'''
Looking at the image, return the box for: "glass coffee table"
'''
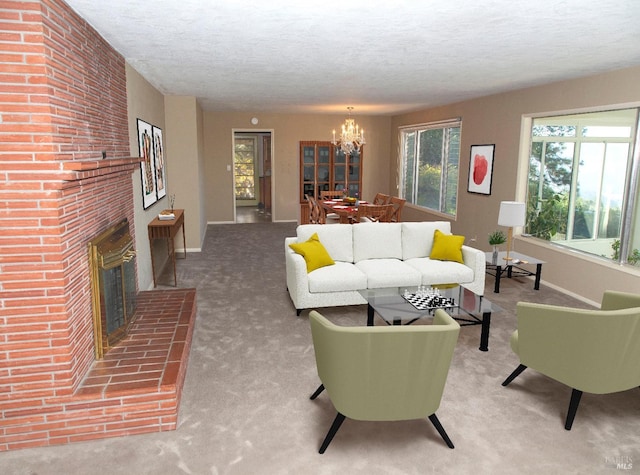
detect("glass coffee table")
[358,285,501,352]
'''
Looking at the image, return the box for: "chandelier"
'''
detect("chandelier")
[332,107,365,154]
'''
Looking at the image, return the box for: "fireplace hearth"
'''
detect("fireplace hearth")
[88,219,137,359]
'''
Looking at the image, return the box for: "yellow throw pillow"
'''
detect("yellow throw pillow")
[429,229,465,263]
[288,232,335,273]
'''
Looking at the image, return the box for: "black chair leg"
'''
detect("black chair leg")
[428,414,454,449]
[319,412,345,454]
[310,384,325,400]
[565,389,583,430]
[502,364,527,386]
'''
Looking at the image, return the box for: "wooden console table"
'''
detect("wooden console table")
[148,209,186,287]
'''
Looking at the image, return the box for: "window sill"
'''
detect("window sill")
[515,235,640,276]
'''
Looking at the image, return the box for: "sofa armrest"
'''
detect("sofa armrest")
[461,245,486,296]
[285,237,310,311]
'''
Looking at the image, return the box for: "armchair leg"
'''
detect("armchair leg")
[502,364,527,386]
[565,389,583,430]
[428,414,454,449]
[319,412,346,454]
[310,384,325,400]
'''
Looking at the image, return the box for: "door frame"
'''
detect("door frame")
[231,128,275,222]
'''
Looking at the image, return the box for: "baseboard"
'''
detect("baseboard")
[207,219,298,224]
[523,276,599,307]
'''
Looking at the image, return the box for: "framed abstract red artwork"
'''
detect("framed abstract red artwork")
[467,144,495,195]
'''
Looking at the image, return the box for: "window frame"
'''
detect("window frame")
[524,107,640,265]
[398,118,462,218]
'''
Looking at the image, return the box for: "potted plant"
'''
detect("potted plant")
[488,230,506,264]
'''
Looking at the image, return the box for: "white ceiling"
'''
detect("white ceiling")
[64,0,640,115]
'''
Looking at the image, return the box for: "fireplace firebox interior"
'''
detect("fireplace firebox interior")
[88,219,137,359]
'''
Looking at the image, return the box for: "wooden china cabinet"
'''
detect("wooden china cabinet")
[299,141,363,224]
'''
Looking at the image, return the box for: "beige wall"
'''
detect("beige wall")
[390,65,640,304]
[164,96,207,250]
[126,64,167,290]
[202,112,392,223]
[126,69,207,291]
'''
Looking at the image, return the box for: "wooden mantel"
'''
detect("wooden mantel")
[60,157,143,182]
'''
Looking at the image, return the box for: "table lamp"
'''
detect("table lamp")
[498,201,526,261]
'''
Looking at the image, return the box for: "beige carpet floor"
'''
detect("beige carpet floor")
[2,222,639,474]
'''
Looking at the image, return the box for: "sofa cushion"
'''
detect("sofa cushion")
[405,257,474,286]
[308,261,367,293]
[353,222,403,262]
[355,259,422,289]
[430,229,465,264]
[296,224,353,262]
[402,221,452,260]
[289,232,335,272]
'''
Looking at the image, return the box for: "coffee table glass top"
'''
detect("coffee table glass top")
[485,251,545,266]
[358,285,501,324]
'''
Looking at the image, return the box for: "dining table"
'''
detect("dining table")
[320,199,368,224]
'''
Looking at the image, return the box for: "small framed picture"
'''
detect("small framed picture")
[152,126,166,200]
[137,119,157,209]
[468,144,495,195]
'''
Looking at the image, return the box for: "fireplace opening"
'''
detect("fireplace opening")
[88,218,137,359]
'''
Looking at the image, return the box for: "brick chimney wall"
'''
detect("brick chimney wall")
[0,0,141,448]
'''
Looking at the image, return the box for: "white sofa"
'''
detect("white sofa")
[285,221,486,315]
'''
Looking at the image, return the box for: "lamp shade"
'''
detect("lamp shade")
[498,201,526,227]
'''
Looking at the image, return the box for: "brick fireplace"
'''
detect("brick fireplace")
[0,1,195,450]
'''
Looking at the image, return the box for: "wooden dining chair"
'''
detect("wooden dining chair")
[389,196,406,222]
[373,193,391,205]
[305,194,325,224]
[319,191,342,223]
[320,190,344,200]
[354,204,393,223]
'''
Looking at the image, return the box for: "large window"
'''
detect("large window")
[399,119,461,217]
[527,108,640,265]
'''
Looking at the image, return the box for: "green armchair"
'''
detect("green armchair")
[308,309,460,453]
[502,290,640,430]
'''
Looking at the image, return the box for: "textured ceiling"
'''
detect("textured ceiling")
[64,0,640,115]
